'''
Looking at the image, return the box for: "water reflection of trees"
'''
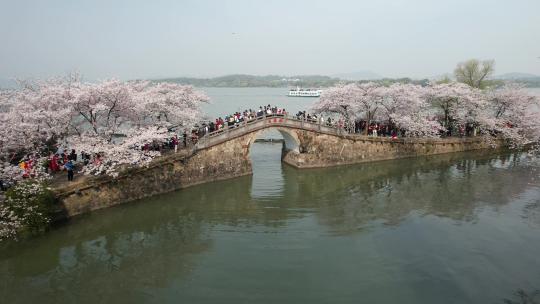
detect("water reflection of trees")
[520,157,540,228]
[0,173,292,303]
[283,151,539,234]
[502,289,540,304]
[0,198,212,303]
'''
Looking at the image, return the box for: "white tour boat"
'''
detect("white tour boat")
[287,87,322,97]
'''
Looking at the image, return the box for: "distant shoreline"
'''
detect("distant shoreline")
[153,75,430,88]
[2,75,540,89]
[153,74,540,88]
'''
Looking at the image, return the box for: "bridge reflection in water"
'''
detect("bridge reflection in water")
[250,132,285,200]
[1,150,539,303]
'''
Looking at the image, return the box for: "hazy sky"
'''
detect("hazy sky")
[1,0,539,80]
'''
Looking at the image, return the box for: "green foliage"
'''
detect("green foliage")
[436,76,453,84]
[502,289,540,304]
[1,181,56,239]
[454,59,495,89]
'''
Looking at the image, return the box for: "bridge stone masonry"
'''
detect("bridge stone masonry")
[54,114,501,218]
[197,114,498,168]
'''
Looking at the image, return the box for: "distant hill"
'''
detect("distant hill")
[493,72,539,80]
[492,73,540,87]
[155,74,432,88]
[424,72,540,88]
[155,74,341,88]
[331,71,383,80]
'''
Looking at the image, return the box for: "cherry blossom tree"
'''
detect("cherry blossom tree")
[0,75,209,179]
[380,83,443,137]
[0,78,76,160]
[311,84,358,122]
[313,81,539,142]
[65,126,170,177]
[131,81,208,130]
[355,82,385,134]
[487,83,540,147]
[424,82,487,135]
[314,82,442,136]
[312,82,385,134]
[70,79,133,140]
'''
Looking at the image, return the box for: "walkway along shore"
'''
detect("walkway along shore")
[52,114,505,220]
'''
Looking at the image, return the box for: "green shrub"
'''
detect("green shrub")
[0,181,56,240]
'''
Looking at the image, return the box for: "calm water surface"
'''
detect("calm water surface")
[1,88,540,303]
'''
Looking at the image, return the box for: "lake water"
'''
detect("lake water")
[201,87,317,119]
[1,88,540,303]
[528,87,540,96]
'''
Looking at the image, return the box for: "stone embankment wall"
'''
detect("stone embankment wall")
[55,132,253,218]
[281,131,499,168]
[54,127,500,219]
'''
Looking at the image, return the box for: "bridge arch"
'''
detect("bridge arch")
[275,128,300,153]
[248,126,300,154]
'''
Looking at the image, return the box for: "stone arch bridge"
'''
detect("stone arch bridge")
[193,113,491,169]
[56,114,496,218]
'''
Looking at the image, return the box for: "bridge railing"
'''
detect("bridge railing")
[204,114,334,136]
[195,113,349,149]
[193,113,486,151]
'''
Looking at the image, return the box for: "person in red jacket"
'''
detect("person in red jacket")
[50,154,60,172]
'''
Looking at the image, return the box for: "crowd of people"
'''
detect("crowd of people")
[172,104,289,144]
[11,149,101,184]
[177,104,405,142]
[293,111,401,138]
[355,121,399,138]
[204,105,288,133]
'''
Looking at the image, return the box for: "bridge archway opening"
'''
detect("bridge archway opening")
[248,127,300,159]
[276,129,300,153]
[248,128,298,200]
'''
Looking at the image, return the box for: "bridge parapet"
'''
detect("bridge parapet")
[196,114,344,150]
